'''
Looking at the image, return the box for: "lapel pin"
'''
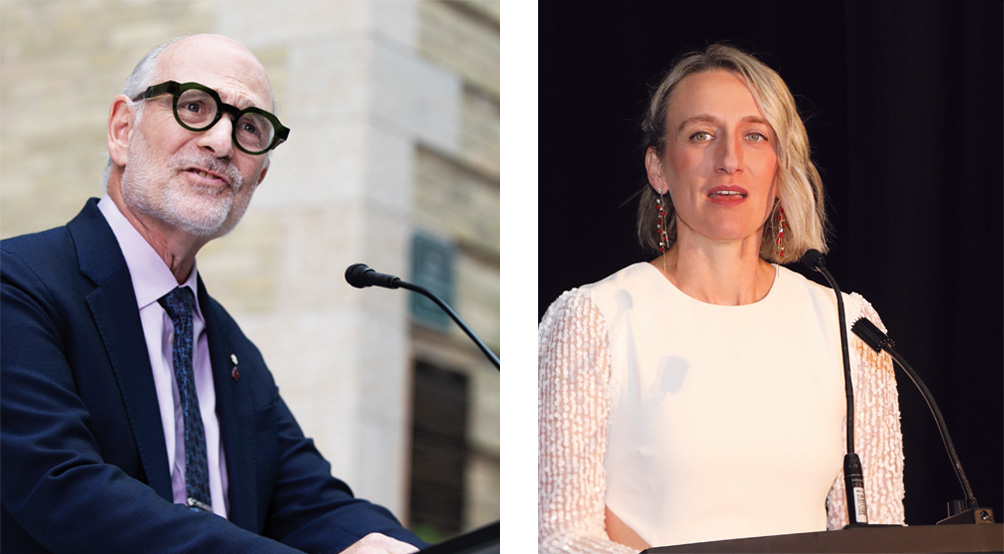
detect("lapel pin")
[231,354,240,381]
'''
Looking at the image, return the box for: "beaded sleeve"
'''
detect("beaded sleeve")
[825,294,907,528]
[538,289,640,554]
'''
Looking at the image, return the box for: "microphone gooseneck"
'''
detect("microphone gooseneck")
[801,249,869,527]
[851,318,987,522]
[343,263,500,370]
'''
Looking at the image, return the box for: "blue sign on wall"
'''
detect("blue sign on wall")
[409,232,455,329]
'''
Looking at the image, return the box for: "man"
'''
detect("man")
[1,35,424,554]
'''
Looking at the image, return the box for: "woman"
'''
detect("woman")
[538,44,905,553]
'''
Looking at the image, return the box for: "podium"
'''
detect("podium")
[644,523,1003,553]
[419,521,499,554]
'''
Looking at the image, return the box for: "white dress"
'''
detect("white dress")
[538,263,905,553]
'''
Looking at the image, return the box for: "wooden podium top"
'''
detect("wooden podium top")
[644,523,1004,553]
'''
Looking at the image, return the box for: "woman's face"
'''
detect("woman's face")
[646,70,778,249]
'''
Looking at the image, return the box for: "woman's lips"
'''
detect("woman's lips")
[707,185,748,205]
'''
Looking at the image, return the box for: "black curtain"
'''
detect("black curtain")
[538,0,1002,526]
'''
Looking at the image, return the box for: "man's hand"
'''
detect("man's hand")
[340,532,421,554]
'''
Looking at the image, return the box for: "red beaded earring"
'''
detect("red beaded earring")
[656,190,669,254]
[776,206,787,259]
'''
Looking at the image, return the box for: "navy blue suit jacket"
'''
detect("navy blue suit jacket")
[1,199,426,553]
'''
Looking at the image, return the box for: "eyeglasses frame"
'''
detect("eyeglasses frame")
[131,80,290,155]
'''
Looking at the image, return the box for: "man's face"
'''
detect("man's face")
[120,36,274,239]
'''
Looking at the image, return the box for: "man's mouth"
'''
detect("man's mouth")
[186,168,230,186]
[173,152,243,190]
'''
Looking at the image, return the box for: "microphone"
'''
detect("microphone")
[852,318,995,525]
[801,248,826,271]
[344,263,500,370]
[801,249,869,527]
[345,263,402,289]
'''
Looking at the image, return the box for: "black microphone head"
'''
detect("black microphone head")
[851,317,893,353]
[801,249,826,271]
[345,263,374,288]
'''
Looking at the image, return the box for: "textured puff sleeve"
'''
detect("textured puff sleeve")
[539,290,640,554]
[825,294,906,528]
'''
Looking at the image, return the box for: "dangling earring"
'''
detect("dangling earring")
[656,189,669,274]
[656,190,669,254]
[775,206,787,259]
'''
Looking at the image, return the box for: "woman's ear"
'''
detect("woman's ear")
[645,147,667,193]
[107,95,134,168]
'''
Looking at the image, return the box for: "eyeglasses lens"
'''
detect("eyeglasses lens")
[176,88,276,153]
[177,89,218,128]
[235,112,274,153]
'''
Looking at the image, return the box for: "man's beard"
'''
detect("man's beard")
[120,130,253,239]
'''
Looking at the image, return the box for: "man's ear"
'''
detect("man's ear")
[255,161,269,188]
[107,95,134,167]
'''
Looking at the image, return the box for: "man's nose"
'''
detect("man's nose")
[197,116,235,158]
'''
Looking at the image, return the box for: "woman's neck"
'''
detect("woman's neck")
[654,238,776,305]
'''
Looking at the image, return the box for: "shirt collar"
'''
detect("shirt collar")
[97,195,203,319]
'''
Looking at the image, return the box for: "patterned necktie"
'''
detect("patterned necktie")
[159,287,212,513]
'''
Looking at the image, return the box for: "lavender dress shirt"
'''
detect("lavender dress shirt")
[97,196,229,517]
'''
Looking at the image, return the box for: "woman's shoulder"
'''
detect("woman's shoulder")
[576,262,656,291]
[845,291,889,332]
[775,265,888,331]
[542,263,656,317]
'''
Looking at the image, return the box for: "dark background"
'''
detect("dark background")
[539,0,1002,528]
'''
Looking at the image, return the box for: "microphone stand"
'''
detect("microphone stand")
[397,279,500,371]
[852,318,995,525]
[802,250,870,527]
[345,263,500,371]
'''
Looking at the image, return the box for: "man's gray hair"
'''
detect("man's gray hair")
[102,37,182,188]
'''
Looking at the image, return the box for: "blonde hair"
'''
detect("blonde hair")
[637,44,827,262]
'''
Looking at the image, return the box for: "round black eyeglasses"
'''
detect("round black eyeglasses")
[132,81,290,155]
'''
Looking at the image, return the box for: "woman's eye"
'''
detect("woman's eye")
[689,131,713,142]
[746,132,769,142]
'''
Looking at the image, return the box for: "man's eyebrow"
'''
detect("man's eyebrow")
[677,114,771,131]
[226,95,259,111]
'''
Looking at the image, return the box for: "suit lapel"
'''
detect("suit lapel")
[68,200,262,528]
[69,199,173,502]
[200,282,258,531]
